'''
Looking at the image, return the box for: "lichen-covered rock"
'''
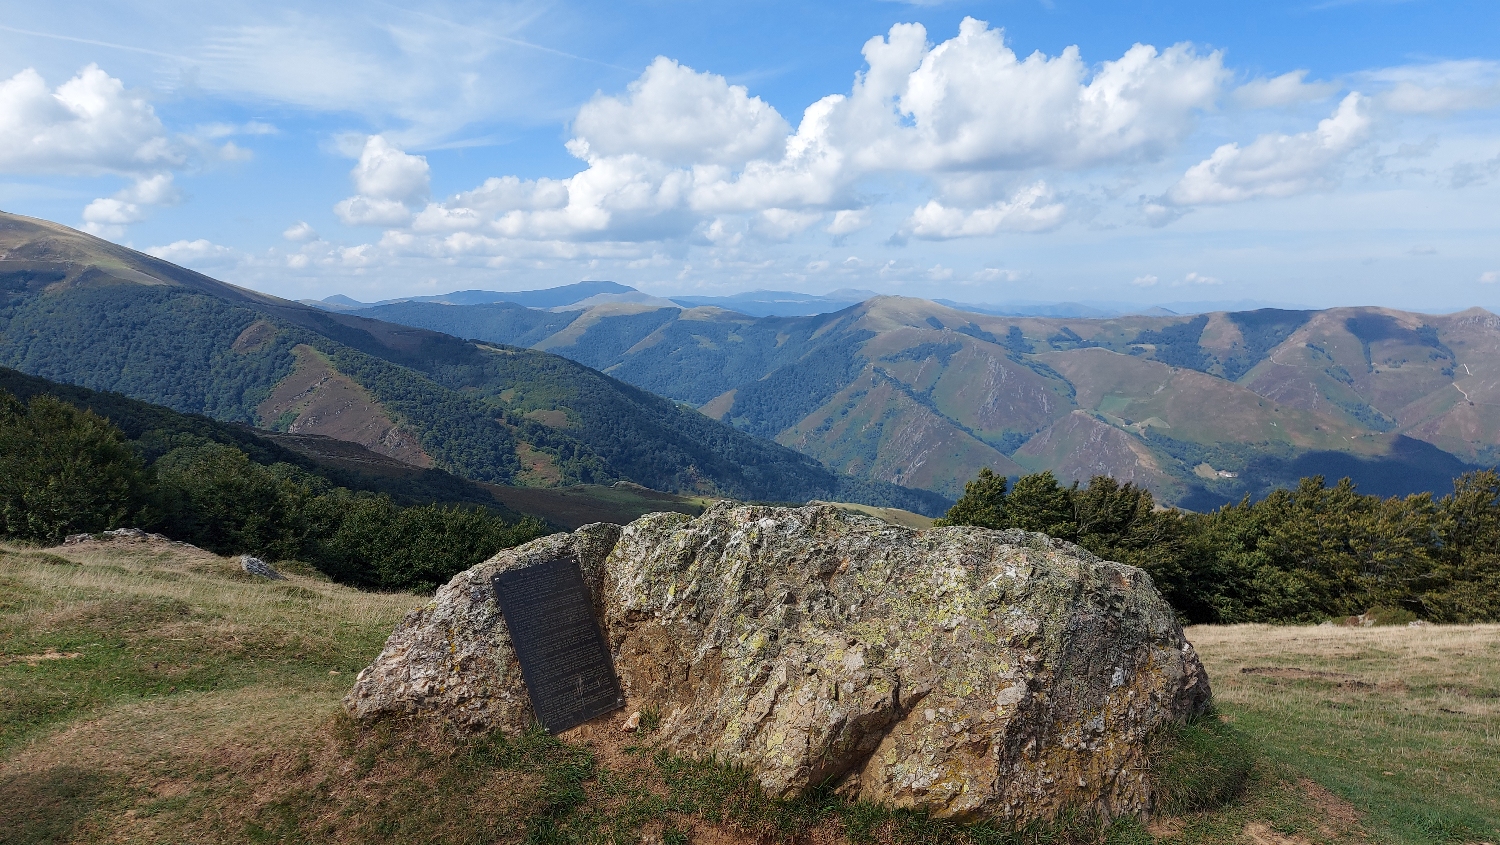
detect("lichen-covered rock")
[344,523,621,729]
[347,504,1209,823]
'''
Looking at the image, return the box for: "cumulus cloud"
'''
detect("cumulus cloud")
[81,172,182,238]
[1231,70,1340,108]
[1480,271,1498,284]
[572,57,790,166]
[389,18,1228,251]
[1165,93,1371,205]
[334,135,431,226]
[0,65,181,175]
[350,135,430,202]
[1132,274,1160,287]
[900,182,1067,239]
[878,20,1224,170]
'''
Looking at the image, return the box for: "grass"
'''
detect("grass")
[3,539,1498,844]
[1189,623,1500,844]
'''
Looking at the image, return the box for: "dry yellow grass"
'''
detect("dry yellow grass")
[1187,623,1500,844]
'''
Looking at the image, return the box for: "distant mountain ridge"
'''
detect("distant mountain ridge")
[304,280,635,311]
[342,289,1500,507]
[0,210,947,515]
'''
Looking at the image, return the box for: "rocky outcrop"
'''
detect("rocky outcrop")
[347,504,1210,822]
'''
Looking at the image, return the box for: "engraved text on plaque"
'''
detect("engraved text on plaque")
[493,556,623,733]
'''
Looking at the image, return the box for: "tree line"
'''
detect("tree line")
[0,390,546,592]
[937,467,1500,624]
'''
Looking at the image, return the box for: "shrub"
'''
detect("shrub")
[0,392,147,542]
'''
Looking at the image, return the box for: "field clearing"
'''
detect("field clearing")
[3,539,1498,844]
[1188,623,1500,844]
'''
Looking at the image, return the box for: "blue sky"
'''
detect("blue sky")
[1,0,1498,310]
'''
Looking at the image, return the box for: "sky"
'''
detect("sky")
[1,0,1498,310]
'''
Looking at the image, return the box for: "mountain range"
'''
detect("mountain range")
[0,211,945,516]
[342,286,1498,508]
[5,208,1496,514]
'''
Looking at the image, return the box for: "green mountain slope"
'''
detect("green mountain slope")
[352,288,1499,507]
[0,211,947,515]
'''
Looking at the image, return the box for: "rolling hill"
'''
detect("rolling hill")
[348,288,1500,506]
[0,211,947,515]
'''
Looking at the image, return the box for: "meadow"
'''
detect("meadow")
[2,538,1497,845]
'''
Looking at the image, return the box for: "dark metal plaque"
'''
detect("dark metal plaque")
[493,556,623,733]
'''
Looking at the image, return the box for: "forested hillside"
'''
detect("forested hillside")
[0,211,947,515]
[358,290,1500,506]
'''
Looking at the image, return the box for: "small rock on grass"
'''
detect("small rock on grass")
[240,555,286,580]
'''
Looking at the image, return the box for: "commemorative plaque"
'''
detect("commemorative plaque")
[493,556,623,733]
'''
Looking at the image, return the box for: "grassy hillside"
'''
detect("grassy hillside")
[5,539,1496,844]
[360,289,1500,507]
[0,211,946,515]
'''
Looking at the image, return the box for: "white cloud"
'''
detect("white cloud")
[851,20,1224,172]
[753,208,823,241]
[1166,93,1371,205]
[80,172,181,238]
[827,208,871,235]
[1480,271,1498,284]
[146,238,239,265]
[195,120,278,139]
[1231,70,1340,108]
[1369,60,1500,114]
[1183,271,1221,285]
[0,64,181,175]
[282,221,318,242]
[572,57,789,166]
[80,197,144,239]
[972,267,1021,282]
[350,135,430,203]
[334,135,431,226]
[1133,274,1160,287]
[417,17,1224,246]
[334,195,413,227]
[900,181,1067,239]
[118,172,180,205]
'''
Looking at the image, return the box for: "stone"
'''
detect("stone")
[344,524,622,730]
[622,710,642,732]
[346,504,1210,823]
[239,555,286,580]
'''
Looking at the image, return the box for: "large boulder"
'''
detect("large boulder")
[346,503,1210,822]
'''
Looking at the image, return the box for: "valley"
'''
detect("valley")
[0,211,945,518]
[341,284,1500,507]
[5,207,1499,514]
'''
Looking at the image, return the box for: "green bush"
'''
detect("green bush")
[0,392,148,542]
[942,467,1500,624]
[0,388,547,592]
